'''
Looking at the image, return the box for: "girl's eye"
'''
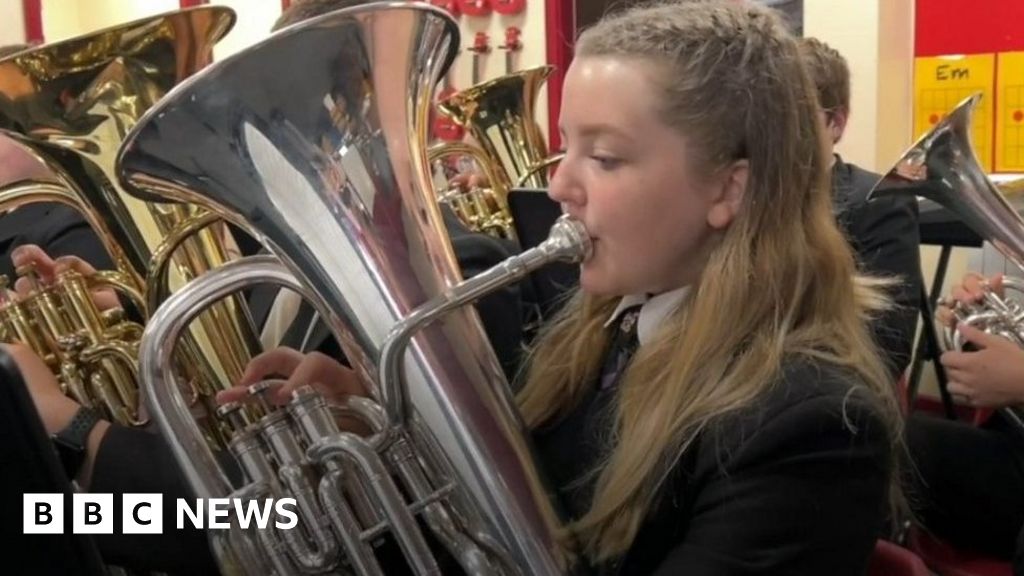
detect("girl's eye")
[591,156,622,170]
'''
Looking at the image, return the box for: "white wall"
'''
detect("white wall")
[0,0,26,47]
[208,0,280,60]
[450,5,549,142]
[804,0,915,172]
[41,0,177,43]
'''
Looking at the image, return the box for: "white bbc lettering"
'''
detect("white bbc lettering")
[73,494,113,534]
[23,494,63,534]
[275,499,298,529]
[24,494,299,534]
[234,499,273,529]
[123,494,163,534]
[177,498,203,529]
[207,498,232,529]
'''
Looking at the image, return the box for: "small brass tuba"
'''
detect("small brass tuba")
[871,92,1024,425]
[430,65,562,239]
[0,7,260,429]
[0,132,146,425]
[118,4,588,574]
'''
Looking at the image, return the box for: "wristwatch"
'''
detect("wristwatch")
[52,406,101,479]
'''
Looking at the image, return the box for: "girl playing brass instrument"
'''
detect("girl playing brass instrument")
[11,1,902,574]
[219,1,904,573]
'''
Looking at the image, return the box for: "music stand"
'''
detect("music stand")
[0,347,107,575]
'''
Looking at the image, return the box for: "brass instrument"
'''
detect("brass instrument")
[430,65,563,239]
[870,92,1024,424]
[117,4,589,574]
[0,7,262,428]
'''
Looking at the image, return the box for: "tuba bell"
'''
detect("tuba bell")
[117,3,588,575]
[429,65,562,239]
[0,7,263,430]
[870,92,1024,424]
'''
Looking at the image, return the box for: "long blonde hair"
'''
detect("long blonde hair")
[516,0,902,562]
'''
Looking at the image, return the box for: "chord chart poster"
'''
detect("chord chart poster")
[914,54,994,171]
[996,52,1024,172]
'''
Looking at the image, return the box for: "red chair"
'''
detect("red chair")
[908,528,1013,576]
[867,539,931,576]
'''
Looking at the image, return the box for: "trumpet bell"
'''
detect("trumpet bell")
[870,93,1024,272]
[438,65,554,189]
[0,6,235,275]
[0,7,260,432]
[871,92,1024,427]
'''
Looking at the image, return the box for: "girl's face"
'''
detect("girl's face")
[549,56,746,297]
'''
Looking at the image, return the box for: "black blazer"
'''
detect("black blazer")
[90,427,220,574]
[832,155,922,379]
[534,357,893,575]
[0,203,114,280]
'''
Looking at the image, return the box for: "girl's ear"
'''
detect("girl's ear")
[707,159,748,229]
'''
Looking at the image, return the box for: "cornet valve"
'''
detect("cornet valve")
[101,308,125,325]
[248,380,281,414]
[215,401,250,432]
[289,386,340,442]
[14,262,42,291]
[57,332,88,355]
[0,275,10,305]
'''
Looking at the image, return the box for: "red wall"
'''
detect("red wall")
[916,0,1024,56]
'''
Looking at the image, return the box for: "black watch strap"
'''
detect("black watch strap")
[52,407,101,478]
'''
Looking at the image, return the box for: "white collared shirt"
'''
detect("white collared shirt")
[604,286,690,346]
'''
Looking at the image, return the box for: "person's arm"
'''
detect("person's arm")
[4,343,110,489]
[935,272,1024,408]
[5,343,219,574]
[939,324,1024,408]
[649,387,892,575]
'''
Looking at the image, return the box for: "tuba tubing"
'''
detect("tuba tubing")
[137,215,589,575]
[379,214,590,429]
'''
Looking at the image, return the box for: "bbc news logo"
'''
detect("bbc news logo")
[24,494,298,534]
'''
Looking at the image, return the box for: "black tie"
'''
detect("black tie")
[598,304,642,391]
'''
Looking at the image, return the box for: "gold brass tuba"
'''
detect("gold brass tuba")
[430,65,562,239]
[117,4,589,574]
[0,7,262,428]
[870,92,1024,425]
[0,133,148,425]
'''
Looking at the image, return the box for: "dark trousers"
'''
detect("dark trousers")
[905,411,1024,560]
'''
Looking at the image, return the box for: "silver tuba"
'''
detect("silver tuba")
[116,3,589,575]
[870,93,1024,349]
[870,92,1024,423]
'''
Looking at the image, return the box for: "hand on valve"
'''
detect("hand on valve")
[935,272,1024,408]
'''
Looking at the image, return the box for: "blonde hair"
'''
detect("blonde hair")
[516,0,902,562]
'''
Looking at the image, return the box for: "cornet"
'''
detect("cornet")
[0,7,261,431]
[430,65,563,239]
[871,92,1024,424]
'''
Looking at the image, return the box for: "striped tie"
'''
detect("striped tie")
[598,305,642,391]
